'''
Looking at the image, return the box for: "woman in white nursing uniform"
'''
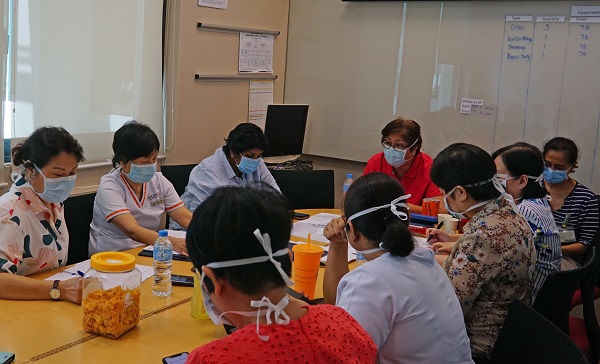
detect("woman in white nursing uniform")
[323,172,473,364]
[89,121,192,255]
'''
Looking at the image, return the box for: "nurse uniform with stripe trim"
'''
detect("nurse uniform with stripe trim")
[88,169,184,255]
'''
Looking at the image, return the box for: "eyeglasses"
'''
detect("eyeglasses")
[381,138,418,152]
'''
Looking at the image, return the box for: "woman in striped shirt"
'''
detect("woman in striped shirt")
[493,142,561,302]
[543,137,599,271]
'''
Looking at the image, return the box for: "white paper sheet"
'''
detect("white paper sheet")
[239,32,274,73]
[198,0,227,10]
[291,212,342,244]
[248,79,274,129]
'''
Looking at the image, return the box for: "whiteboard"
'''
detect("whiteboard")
[285,0,600,192]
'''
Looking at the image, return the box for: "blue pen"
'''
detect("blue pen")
[76,270,85,277]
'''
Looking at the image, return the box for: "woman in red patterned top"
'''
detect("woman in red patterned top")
[363,117,443,213]
[185,185,377,364]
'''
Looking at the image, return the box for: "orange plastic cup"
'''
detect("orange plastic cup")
[291,244,324,300]
[421,198,440,217]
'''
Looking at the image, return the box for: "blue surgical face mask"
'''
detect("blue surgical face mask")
[33,165,77,203]
[382,138,418,168]
[543,166,570,184]
[123,162,156,183]
[235,155,261,174]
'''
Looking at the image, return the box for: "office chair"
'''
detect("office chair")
[269,169,335,209]
[569,199,600,363]
[63,192,96,264]
[532,248,595,334]
[160,164,197,228]
[160,164,197,197]
[490,300,589,364]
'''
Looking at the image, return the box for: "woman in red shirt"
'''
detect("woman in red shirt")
[363,117,443,213]
[184,185,377,364]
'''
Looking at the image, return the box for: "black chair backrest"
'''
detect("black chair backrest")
[63,192,96,265]
[160,164,197,197]
[269,169,335,209]
[491,300,589,364]
[578,195,600,363]
[533,247,596,334]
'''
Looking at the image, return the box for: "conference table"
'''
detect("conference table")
[0,209,343,364]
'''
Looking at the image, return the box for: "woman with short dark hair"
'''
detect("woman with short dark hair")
[176,123,279,228]
[185,185,377,363]
[323,173,473,363]
[542,137,599,270]
[363,117,443,213]
[0,126,84,302]
[492,142,561,301]
[428,143,535,360]
[89,121,192,255]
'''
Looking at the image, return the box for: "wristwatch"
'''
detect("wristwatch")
[49,280,61,300]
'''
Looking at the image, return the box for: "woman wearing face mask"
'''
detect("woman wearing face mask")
[173,123,279,230]
[492,142,561,302]
[0,127,84,303]
[185,185,377,363]
[363,117,444,213]
[542,137,599,271]
[322,173,473,364]
[89,121,192,255]
[427,143,535,360]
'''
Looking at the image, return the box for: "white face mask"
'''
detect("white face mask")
[345,194,411,255]
[443,174,515,220]
[196,229,293,342]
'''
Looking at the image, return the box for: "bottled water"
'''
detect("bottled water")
[153,230,173,297]
[341,173,354,210]
[355,251,367,266]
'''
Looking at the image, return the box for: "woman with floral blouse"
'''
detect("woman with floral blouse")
[0,127,84,303]
[427,143,536,361]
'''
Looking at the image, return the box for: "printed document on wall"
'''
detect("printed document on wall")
[249,79,273,129]
[239,32,274,73]
[198,0,227,10]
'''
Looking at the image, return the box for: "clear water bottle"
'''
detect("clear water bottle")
[341,173,354,210]
[153,230,173,297]
[355,251,367,266]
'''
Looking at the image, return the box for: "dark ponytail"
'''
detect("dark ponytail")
[345,173,414,257]
[381,218,415,257]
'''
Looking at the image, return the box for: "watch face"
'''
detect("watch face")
[49,288,60,300]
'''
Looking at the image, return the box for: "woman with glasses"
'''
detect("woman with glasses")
[427,143,535,360]
[89,121,192,255]
[363,117,443,213]
[0,126,85,303]
[542,137,599,271]
[492,142,561,302]
[174,123,280,229]
[184,185,377,363]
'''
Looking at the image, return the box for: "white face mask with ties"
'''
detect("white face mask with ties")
[345,194,411,255]
[443,174,517,220]
[195,229,293,342]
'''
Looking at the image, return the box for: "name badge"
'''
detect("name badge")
[151,198,165,207]
[558,229,576,243]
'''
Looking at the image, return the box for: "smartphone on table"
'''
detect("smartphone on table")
[162,352,188,364]
[0,352,15,364]
[171,274,194,287]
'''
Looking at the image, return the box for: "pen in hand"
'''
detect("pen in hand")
[427,221,445,242]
